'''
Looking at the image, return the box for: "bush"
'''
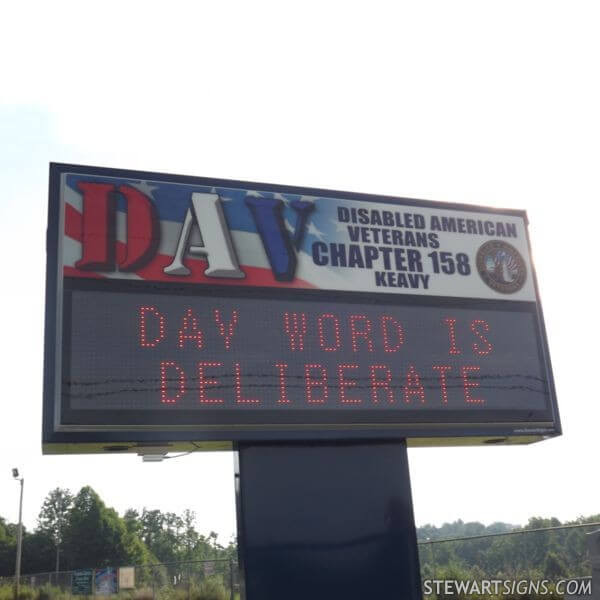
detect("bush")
[0,585,14,600]
[195,577,227,600]
[130,587,154,600]
[0,585,35,600]
[37,584,71,600]
[0,585,41,600]
[0,584,75,600]
[154,587,187,600]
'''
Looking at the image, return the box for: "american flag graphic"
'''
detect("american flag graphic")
[61,173,348,290]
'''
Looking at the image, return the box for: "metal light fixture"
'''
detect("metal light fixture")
[12,468,24,600]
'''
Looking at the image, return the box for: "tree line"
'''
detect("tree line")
[417,515,600,582]
[0,487,235,576]
[1,486,597,582]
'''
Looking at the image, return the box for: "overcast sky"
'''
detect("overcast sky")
[1,1,598,544]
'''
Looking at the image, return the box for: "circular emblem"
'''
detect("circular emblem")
[476,240,527,294]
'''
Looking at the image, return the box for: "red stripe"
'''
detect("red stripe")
[65,204,83,241]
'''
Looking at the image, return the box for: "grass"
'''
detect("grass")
[0,578,235,600]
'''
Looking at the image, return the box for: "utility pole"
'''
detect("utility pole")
[12,469,24,600]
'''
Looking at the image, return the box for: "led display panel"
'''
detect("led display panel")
[43,164,560,452]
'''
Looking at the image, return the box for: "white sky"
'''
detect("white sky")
[1,1,599,543]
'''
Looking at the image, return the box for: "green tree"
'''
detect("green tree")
[0,517,16,577]
[181,510,199,561]
[544,550,567,579]
[63,486,151,569]
[37,487,73,572]
[21,529,55,574]
[0,522,53,577]
[123,509,142,536]
[139,509,183,563]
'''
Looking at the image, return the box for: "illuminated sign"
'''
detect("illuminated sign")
[43,164,560,452]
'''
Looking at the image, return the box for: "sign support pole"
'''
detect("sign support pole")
[234,439,422,600]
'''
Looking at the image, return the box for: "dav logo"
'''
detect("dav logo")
[71,181,315,282]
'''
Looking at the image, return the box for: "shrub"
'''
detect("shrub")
[0,585,36,600]
[195,577,227,600]
[0,585,14,600]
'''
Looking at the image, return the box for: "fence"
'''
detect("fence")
[0,559,240,600]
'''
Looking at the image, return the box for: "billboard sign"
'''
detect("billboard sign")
[43,163,560,452]
[71,569,93,595]
[94,568,118,596]
[118,567,135,590]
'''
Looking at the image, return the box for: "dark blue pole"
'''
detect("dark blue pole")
[235,440,422,600]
